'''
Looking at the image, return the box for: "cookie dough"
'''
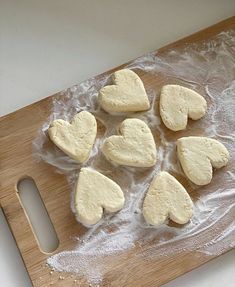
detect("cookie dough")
[48,111,97,163]
[177,137,230,185]
[160,85,207,131]
[143,172,193,226]
[75,168,125,226]
[98,69,150,113]
[102,118,157,167]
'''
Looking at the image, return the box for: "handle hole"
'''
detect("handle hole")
[17,177,59,254]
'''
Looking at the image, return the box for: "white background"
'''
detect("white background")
[0,1,235,286]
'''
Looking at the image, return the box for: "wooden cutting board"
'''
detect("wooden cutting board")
[0,17,234,287]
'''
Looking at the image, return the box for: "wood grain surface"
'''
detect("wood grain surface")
[0,16,234,287]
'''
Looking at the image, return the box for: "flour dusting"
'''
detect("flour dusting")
[34,30,235,285]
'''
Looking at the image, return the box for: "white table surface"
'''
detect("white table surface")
[0,1,235,286]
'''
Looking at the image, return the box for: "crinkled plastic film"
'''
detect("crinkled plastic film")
[33,30,235,284]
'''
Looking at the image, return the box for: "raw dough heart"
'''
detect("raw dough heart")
[160,85,207,131]
[143,172,193,226]
[102,118,157,167]
[177,137,230,185]
[48,111,97,163]
[98,69,150,113]
[75,168,125,226]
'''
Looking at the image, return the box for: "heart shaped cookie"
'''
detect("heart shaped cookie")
[177,137,230,185]
[102,118,157,167]
[143,172,193,226]
[48,111,97,163]
[160,85,207,131]
[98,69,150,113]
[75,168,125,226]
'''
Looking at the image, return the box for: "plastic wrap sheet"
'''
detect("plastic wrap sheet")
[33,30,235,284]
